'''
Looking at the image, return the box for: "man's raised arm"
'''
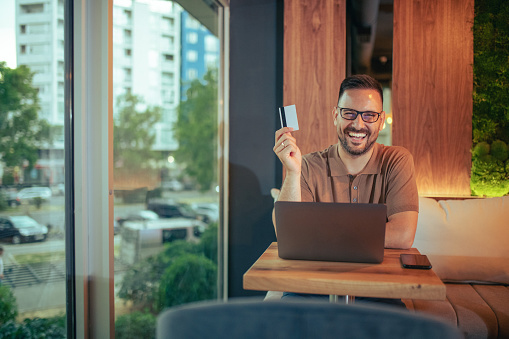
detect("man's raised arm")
[272,127,302,233]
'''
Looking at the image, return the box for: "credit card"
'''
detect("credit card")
[279,104,299,130]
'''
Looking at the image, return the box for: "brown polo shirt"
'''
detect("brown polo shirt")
[301,143,419,217]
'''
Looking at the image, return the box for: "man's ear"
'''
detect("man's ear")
[379,111,386,131]
[332,107,338,126]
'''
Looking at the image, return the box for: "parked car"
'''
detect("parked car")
[191,203,219,223]
[147,199,202,221]
[0,216,48,244]
[115,210,160,234]
[116,210,160,226]
[161,179,184,191]
[17,187,52,201]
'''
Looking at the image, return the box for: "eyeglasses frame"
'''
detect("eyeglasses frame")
[336,107,383,123]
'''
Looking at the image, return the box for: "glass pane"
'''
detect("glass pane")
[112,1,220,337]
[0,0,67,336]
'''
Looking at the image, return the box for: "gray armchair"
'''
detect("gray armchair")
[157,298,463,339]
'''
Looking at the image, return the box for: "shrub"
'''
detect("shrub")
[491,140,508,162]
[471,141,509,196]
[0,285,18,325]
[472,142,490,158]
[115,311,156,339]
[0,191,8,211]
[157,253,216,310]
[0,315,66,339]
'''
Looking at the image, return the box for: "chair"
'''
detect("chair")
[157,298,463,339]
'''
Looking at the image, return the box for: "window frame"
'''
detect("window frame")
[69,0,229,337]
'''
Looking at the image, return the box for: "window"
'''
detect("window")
[161,16,174,31]
[112,1,224,338]
[125,49,131,57]
[186,16,200,29]
[187,68,198,79]
[1,0,67,335]
[205,35,218,53]
[20,3,44,14]
[187,50,198,62]
[187,32,198,44]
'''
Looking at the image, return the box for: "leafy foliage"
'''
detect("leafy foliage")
[157,253,217,310]
[471,140,509,196]
[471,0,509,196]
[0,316,66,339]
[0,285,18,325]
[472,0,509,144]
[173,69,218,192]
[115,311,156,339]
[0,62,52,169]
[117,223,218,312]
[113,93,162,170]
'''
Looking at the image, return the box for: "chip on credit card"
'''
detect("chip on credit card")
[279,105,299,131]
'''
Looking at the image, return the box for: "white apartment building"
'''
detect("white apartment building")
[16,0,65,146]
[15,0,65,185]
[113,0,181,152]
[15,0,181,170]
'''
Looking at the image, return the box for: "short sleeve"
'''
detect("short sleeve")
[385,149,419,216]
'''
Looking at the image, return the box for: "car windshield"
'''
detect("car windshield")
[10,216,39,228]
[138,210,159,220]
[178,203,196,216]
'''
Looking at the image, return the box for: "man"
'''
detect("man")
[273,74,419,302]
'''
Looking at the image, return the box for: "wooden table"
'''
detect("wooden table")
[243,242,446,302]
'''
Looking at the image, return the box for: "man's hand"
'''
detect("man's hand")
[274,127,302,176]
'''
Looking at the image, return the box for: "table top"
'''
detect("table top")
[243,242,446,300]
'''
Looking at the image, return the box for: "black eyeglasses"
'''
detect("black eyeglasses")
[336,107,382,123]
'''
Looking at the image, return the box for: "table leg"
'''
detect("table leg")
[345,295,355,304]
[329,295,356,304]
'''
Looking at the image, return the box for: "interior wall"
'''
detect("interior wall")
[283,0,347,156]
[228,0,283,298]
[392,0,474,196]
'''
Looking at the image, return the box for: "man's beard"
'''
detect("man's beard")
[338,127,377,156]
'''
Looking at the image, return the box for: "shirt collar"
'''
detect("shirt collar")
[328,143,381,176]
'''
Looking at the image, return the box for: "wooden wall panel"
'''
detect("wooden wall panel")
[284,0,346,156]
[393,0,474,196]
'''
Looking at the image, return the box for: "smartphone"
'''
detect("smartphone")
[400,254,432,269]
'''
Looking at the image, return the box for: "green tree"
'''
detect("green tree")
[174,69,218,192]
[113,93,162,169]
[0,62,52,169]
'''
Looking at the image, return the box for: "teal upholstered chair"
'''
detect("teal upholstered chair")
[157,298,463,339]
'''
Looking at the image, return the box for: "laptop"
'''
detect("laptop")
[274,201,387,263]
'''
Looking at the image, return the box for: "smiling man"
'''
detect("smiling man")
[273,74,419,250]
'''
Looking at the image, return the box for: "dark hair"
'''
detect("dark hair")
[337,74,383,105]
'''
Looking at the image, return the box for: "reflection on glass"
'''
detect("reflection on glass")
[113,1,220,337]
[0,0,67,336]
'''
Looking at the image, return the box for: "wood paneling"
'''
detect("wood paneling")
[393,0,474,196]
[284,0,346,156]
